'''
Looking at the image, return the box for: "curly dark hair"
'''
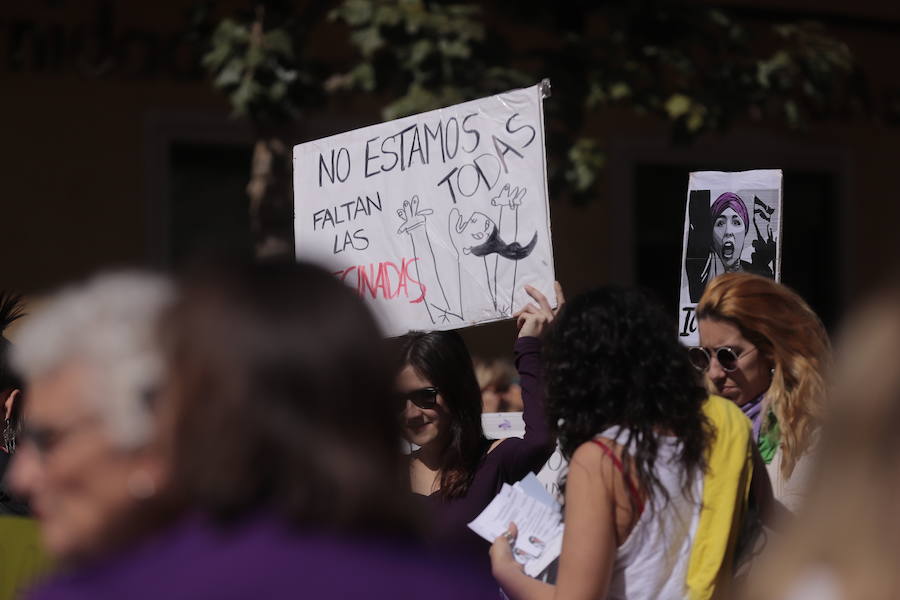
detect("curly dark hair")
[395,331,487,500]
[544,286,712,506]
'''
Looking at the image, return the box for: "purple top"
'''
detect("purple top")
[26,514,499,600]
[741,394,765,441]
[415,336,553,570]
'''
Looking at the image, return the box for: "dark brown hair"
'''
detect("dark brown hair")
[545,286,711,508]
[395,331,487,499]
[162,261,415,535]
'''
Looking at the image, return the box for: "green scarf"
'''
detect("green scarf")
[757,410,780,465]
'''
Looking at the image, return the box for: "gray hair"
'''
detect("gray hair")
[12,272,174,449]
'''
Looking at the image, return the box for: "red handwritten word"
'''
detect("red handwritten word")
[334,257,426,303]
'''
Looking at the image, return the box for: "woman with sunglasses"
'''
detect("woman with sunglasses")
[395,284,561,572]
[694,273,830,512]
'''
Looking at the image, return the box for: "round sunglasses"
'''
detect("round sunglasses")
[395,387,440,413]
[688,346,756,373]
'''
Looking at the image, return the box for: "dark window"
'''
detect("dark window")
[633,163,840,331]
[167,142,254,265]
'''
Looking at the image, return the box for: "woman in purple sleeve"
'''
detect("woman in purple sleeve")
[396,283,561,570]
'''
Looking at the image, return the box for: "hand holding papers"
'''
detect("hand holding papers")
[468,473,563,577]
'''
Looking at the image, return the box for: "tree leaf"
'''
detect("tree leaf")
[409,39,433,66]
[214,58,244,88]
[264,29,294,59]
[664,93,692,119]
[610,82,630,100]
[351,26,384,57]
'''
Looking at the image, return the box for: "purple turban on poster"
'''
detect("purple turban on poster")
[710,192,749,232]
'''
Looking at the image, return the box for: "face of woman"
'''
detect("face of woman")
[712,207,746,270]
[697,318,773,407]
[9,362,164,563]
[396,365,449,449]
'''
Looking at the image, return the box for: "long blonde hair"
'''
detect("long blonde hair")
[744,287,900,599]
[697,273,830,479]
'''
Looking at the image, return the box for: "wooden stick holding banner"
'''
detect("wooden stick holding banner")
[293,82,556,336]
[677,169,783,346]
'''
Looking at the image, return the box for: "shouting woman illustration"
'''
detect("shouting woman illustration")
[396,184,538,325]
[687,191,777,302]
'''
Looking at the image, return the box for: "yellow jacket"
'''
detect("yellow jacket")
[685,395,754,600]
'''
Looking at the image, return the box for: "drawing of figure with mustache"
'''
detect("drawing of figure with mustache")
[396,184,538,325]
[449,184,537,316]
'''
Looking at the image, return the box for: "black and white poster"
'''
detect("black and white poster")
[678,170,783,345]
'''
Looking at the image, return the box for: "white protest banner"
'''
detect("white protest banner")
[677,169,783,345]
[293,82,555,336]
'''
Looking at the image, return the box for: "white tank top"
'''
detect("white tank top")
[597,426,704,600]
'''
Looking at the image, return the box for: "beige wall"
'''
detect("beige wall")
[2,1,898,357]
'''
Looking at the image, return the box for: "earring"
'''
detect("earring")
[127,469,158,500]
[3,418,14,454]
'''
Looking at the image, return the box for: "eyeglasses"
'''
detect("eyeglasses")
[688,346,757,373]
[17,415,99,461]
[395,387,440,413]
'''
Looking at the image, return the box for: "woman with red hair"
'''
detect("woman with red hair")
[693,273,830,511]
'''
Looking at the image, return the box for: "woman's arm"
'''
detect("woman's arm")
[491,442,619,600]
[516,335,551,448]
[489,284,561,477]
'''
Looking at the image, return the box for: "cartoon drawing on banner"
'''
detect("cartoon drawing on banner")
[294,81,555,337]
[678,170,782,345]
[397,184,537,324]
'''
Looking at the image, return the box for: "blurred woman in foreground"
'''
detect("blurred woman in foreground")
[18,263,496,599]
[695,273,830,511]
[490,287,755,600]
[744,287,900,599]
[9,273,177,567]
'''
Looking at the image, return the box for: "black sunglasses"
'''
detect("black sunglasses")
[688,346,744,373]
[395,387,440,413]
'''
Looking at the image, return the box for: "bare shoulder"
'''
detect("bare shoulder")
[569,438,624,478]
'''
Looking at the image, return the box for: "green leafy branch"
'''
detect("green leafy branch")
[202,5,315,124]
[331,0,865,200]
[327,0,530,121]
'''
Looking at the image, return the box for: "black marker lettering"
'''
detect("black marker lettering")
[505,113,536,148]
[318,151,335,187]
[462,112,481,153]
[407,126,426,169]
[380,136,399,173]
[397,124,417,172]
[445,117,459,159]
[491,134,524,174]
[364,137,380,178]
[437,168,458,204]
[424,121,445,164]
[335,147,351,182]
